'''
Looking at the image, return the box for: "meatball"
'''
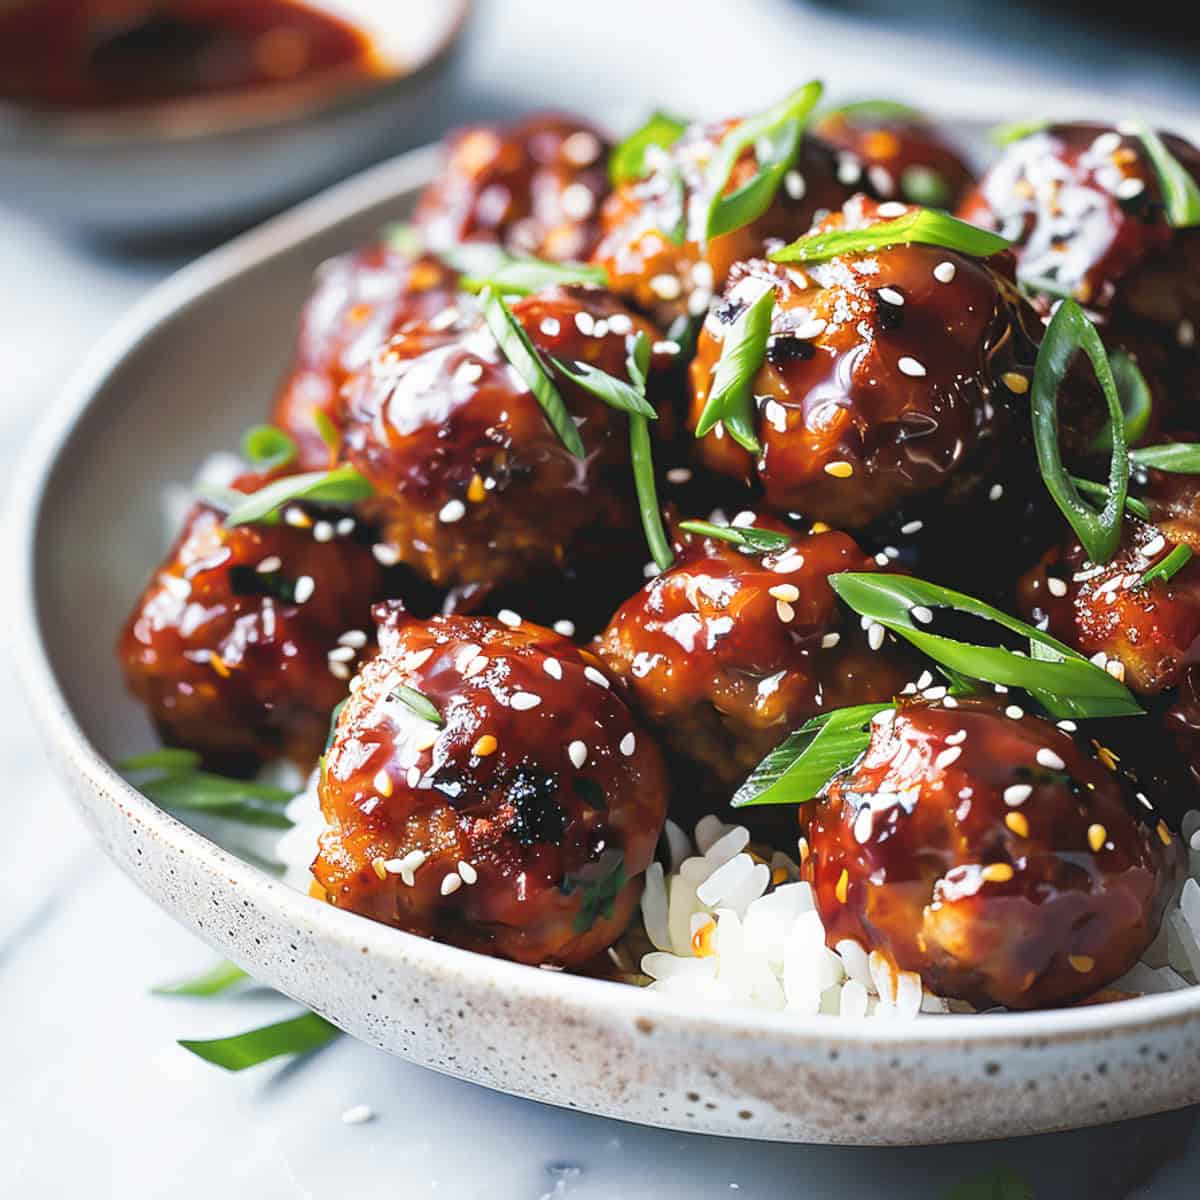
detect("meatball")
[118,475,386,774]
[273,247,459,469]
[312,603,668,966]
[959,123,1200,351]
[592,119,860,326]
[802,698,1181,1009]
[413,114,611,262]
[814,106,974,209]
[341,284,665,603]
[595,511,913,813]
[687,195,1042,531]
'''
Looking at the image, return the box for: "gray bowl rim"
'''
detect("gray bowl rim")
[11,116,1200,1067]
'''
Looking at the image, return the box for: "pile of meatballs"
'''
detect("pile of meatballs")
[119,96,1200,1011]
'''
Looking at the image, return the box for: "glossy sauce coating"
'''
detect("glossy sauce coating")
[592,121,861,326]
[341,284,666,594]
[413,114,612,262]
[814,109,974,209]
[803,697,1181,1009]
[117,474,384,774]
[596,512,913,806]
[688,195,1042,528]
[959,123,1200,342]
[313,604,668,966]
[273,248,460,469]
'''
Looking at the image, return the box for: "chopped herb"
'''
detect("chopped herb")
[732,703,891,808]
[609,111,689,186]
[1090,349,1152,452]
[241,425,298,471]
[324,698,348,754]
[313,409,341,456]
[382,221,425,257]
[1130,442,1200,474]
[625,331,674,572]
[988,117,1051,146]
[818,98,924,124]
[563,849,627,933]
[481,288,585,458]
[678,519,791,553]
[120,755,297,829]
[208,468,373,528]
[390,683,444,727]
[1031,300,1129,564]
[153,960,249,997]
[829,572,1142,720]
[899,165,952,208]
[694,283,775,453]
[703,80,823,241]
[179,1011,340,1072]
[458,254,609,296]
[551,356,658,419]
[1070,476,1149,520]
[769,209,1010,265]
[1131,122,1200,227]
[120,748,202,772]
[1141,543,1193,588]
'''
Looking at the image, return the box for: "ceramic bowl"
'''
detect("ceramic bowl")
[0,0,470,241]
[12,118,1200,1147]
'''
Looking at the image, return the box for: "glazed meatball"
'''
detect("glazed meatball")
[814,106,974,209]
[688,195,1042,531]
[118,475,385,774]
[312,603,668,966]
[803,698,1181,1009]
[341,284,665,603]
[959,123,1200,351]
[596,512,913,809]
[413,114,611,262]
[592,118,860,326]
[273,247,459,469]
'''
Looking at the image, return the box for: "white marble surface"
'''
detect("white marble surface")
[4,1,1200,1194]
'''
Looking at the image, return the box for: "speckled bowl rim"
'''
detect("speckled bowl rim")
[11,99,1200,1106]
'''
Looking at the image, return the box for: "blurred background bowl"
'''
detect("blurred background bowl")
[0,0,471,243]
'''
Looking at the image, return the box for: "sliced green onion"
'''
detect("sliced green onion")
[819,99,923,124]
[136,774,295,829]
[662,160,689,245]
[609,111,689,186]
[1131,123,1200,227]
[694,283,775,453]
[899,165,952,208]
[390,683,444,727]
[988,117,1050,146]
[179,1011,340,1071]
[1031,300,1129,564]
[1130,442,1200,473]
[153,960,249,997]
[551,357,657,418]
[1089,350,1152,452]
[677,519,791,553]
[631,414,673,573]
[481,288,584,458]
[459,255,609,296]
[1141,543,1194,588]
[1070,475,1150,520]
[241,425,297,471]
[562,850,626,933]
[382,221,425,257]
[665,312,701,360]
[212,468,373,528]
[769,209,1010,265]
[829,572,1142,719]
[313,409,341,456]
[119,748,202,772]
[732,703,891,808]
[703,80,823,242]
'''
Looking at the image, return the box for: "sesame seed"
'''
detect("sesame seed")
[371,857,388,881]
[1178,320,1196,348]
[652,339,681,356]
[935,746,962,769]
[981,862,1014,884]
[1005,705,1024,720]
[497,609,521,628]
[293,576,315,604]
[568,740,588,768]
[561,181,596,220]
[553,619,576,638]
[373,769,393,797]
[731,510,755,528]
[510,692,541,711]
[853,806,874,844]
[911,605,933,625]
[1106,659,1126,682]
[837,155,863,185]
[877,287,904,306]
[946,729,967,745]
[933,261,956,283]
[649,273,683,301]
[256,555,283,574]
[341,1104,374,1126]
[1058,720,1077,732]
[1116,176,1145,200]
[1047,577,1068,598]
[328,646,356,663]
[406,766,421,789]
[821,632,840,649]
[562,129,602,166]
[1087,823,1108,853]
[1142,534,1166,558]
[439,499,466,524]
[454,360,484,387]
[337,517,355,536]
[1001,372,1029,394]
[584,666,610,688]
[312,520,334,543]
[339,629,368,648]
[401,648,434,672]
[1092,130,1122,156]
[619,731,636,756]
[666,467,693,484]
[825,460,854,478]
[874,553,889,567]
[441,873,463,896]
[923,686,947,700]
[1006,812,1029,837]
[573,311,595,336]
[768,584,800,603]
[542,658,564,682]
[776,599,796,623]
[608,313,634,336]
[462,655,488,679]
[876,200,907,218]
[868,623,885,651]
[540,317,561,337]
[898,356,927,377]
[458,860,478,885]
[916,671,933,689]
[868,165,895,195]
[900,520,923,534]
[372,543,401,566]
[1068,955,1095,974]
[1004,784,1032,807]
[284,507,310,528]
[472,734,497,757]
[1036,747,1066,771]
[784,170,806,200]
[794,318,827,339]
[989,483,1004,501]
